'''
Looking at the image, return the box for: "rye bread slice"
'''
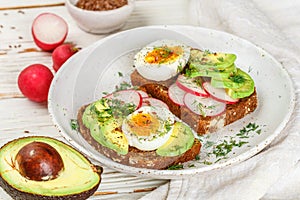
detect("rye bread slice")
[77,105,201,170]
[131,69,258,135]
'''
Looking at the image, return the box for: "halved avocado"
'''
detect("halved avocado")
[0,136,102,200]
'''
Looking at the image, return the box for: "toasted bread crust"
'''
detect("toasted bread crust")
[77,106,201,169]
[76,66,257,169]
[131,69,258,135]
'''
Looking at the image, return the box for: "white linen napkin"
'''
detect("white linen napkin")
[140,0,300,199]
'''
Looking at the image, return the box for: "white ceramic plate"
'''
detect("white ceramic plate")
[48,26,296,179]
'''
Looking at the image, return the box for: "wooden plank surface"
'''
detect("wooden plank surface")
[0,0,191,199]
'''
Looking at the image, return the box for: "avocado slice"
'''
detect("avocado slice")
[83,104,129,155]
[0,136,102,200]
[186,63,237,78]
[156,122,195,156]
[82,97,136,155]
[211,68,255,98]
[90,118,129,155]
[226,80,255,99]
[186,49,237,77]
[211,67,250,89]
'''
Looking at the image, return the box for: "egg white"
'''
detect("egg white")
[134,39,191,81]
[122,106,175,151]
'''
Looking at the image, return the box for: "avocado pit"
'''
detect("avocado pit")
[15,141,64,181]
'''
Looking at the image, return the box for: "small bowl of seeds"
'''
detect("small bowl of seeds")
[66,0,135,34]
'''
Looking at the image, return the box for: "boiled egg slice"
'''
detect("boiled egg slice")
[122,106,175,151]
[134,39,191,81]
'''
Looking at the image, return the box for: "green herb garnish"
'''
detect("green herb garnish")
[203,49,212,56]
[110,98,135,118]
[177,64,183,72]
[201,122,263,163]
[229,74,245,83]
[188,164,195,168]
[92,98,135,123]
[248,66,253,73]
[212,137,248,158]
[192,78,203,87]
[118,72,123,77]
[202,160,213,165]
[217,57,224,62]
[236,122,262,138]
[168,164,184,170]
[115,81,132,91]
[192,101,206,117]
[70,119,78,131]
[203,140,215,148]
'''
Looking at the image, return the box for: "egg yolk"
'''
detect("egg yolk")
[127,113,160,137]
[145,46,183,64]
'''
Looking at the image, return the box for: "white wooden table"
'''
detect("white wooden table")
[0,0,192,199]
[2,1,300,199]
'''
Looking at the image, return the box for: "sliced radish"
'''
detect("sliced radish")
[104,89,142,110]
[168,83,186,106]
[184,93,226,117]
[176,75,208,97]
[202,82,239,104]
[32,13,68,51]
[142,97,169,109]
[136,90,149,98]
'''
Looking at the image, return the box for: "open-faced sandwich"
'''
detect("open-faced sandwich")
[77,39,257,170]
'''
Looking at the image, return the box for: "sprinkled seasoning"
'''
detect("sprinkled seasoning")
[199,122,263,165]
[167,164,183,170]
[115,81,132,91]
[70,119,79,130]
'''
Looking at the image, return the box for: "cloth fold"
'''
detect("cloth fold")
[140,0,300,199]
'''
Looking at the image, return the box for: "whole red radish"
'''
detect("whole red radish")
[52,44,78,72]
[18,64,54,103]
[32,13,68,51]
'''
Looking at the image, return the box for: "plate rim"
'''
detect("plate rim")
[48,25,296,179]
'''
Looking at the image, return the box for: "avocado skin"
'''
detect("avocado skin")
[0,136,103,200]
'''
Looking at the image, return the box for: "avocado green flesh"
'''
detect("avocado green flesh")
[89,119,128,155]
[0,137,101,197]
[211,67,250,89]
[227,79,255,99]
[81,104,97,129]
[211,77,241,88]
[156,122,195,156]
[83,102,196,157]
[211,68,255,98]
[83,104,129,155]
[187,63,237,78]
[188,49,237,71]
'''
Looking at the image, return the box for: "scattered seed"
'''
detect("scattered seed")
[76,0,128,11]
